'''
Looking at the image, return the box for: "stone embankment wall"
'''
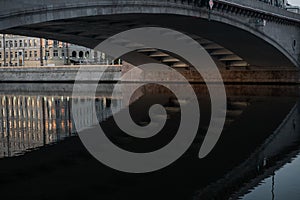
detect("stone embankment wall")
[122,62,300,84]
[0,64,299,83]
[0,65,122,82]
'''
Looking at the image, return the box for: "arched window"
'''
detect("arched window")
[72,51,77,58]
[85,51,90,58]
[79,51,84,58]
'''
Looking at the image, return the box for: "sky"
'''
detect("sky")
[288,0,300,6]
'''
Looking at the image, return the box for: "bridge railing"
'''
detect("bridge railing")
[172,0,286,9]
[257,0,285,8]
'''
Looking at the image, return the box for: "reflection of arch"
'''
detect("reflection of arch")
[79,51,84,58]
[85,51,89,58]
[72,51,77,58]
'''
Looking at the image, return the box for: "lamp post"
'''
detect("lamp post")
[8,40,12,66]
[2,34,6,67]
[66,42,70,65]
[40,38,44,66]
[45,40,48,66]
[63,42,67,65]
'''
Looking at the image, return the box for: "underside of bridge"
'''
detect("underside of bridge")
[2,13,297,69]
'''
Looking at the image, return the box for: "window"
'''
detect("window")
[28,40,32,47]
[79,51,83,58]
[0,41,2,48]
[72,51,77,58]
[85,51,90,58]
[101,52,105,60]
[61,50,65,57]
[14,40,17,47]
[45,50,49,57]
[19,40,23,47]
[5,41,8,48]
[33,39,37,47]
[34,51,38,57]
[5,52,8,58]
[14,52,17,58]
[24,51,28,58]
[24,40,27,47]
[0,52,2,59]
[53,40,58,47]
[53,50,58,57]
[29,51,32,57]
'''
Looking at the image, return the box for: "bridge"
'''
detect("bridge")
[0,0,299,69]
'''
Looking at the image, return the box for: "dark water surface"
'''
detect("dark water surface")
[0,83,299,200]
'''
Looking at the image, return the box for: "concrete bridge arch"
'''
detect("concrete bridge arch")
[0,0,299,68]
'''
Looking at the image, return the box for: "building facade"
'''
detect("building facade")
[0,34,116,67]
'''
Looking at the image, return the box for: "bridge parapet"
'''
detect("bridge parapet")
[0,0,299,22]
[216,0,300,24]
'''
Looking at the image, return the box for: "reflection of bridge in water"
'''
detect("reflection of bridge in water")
[0,83,299,159]
[0,83,298,199]
[195,100,300,200]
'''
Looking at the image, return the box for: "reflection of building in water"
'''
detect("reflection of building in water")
[0,95,122,158]
[71,97,122,131]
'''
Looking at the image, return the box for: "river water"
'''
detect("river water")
[0,83,299,200]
